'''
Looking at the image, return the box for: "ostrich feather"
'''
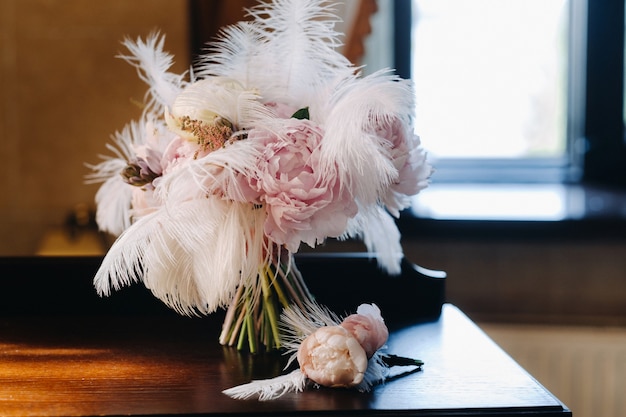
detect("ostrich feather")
[94,197,268,316]
[320,71,417,206]
[196,0,354,107]
[195,22,266,88]
[342,205,403,275]
[141,198,259,315]
[93,208,155,297]
[85,120,147,235]
[156,137,264,204]
[90,174,133,237]
[251,0,354,102]
[222,369,308,401]
[280,300,342,353]
[118,32,188,115]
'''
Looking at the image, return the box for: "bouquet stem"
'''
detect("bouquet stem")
[219,249,314,353]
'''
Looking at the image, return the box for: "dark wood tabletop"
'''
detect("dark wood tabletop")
[0,304,571,416]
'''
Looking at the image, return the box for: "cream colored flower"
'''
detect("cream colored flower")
[165,77,248,150]
[297,325,367,388]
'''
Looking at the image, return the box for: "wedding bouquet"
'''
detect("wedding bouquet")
[86,0,431,354]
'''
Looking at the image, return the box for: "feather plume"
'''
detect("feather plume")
[117,32,188,115]
[360,353,389,392]
[94,197,268,316]
[93,209,155,297]
[164,76,278,144]
[222,369,308,401]
[156,138,263,204]
[85,120,147,235]
[140,198,250,315]
[195,22,266,88]
[90,174,133,237]
[342,205,403,275]
[197,0,354,106]
[319,71,417,206]
[280,300,342,354]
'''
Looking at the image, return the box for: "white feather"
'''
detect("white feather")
[94,197,268,316]
[195,22,266,88]
[156,137,264,204]
[342,205,403,275]
[186,200,268,310]
[85,120,147,235]
[280,301,341,347]
[319,71,417,206]
[93,209,156,297]
[222,369,307,401]
[117,32,188,115]
[248,0,353,93]
[196,0,354,106]
[279,300,343,371]
[358,352,389,392]
[90,174,133,236]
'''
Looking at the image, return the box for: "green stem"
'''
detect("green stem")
[246,301,256,353]
[261,267,282,349]
[265,264,290,308]
[236,305,247,351]
[219,284,244,345]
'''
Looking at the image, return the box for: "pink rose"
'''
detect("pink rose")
[242,119,357,251]
[297,325,368,388]
[340,303,388,358]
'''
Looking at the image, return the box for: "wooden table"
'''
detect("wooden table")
[0,304,571,416]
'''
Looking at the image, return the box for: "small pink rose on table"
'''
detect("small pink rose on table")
[340,303,389,358]
[297,325,368,388]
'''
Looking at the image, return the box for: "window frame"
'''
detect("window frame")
[583,0,626,186]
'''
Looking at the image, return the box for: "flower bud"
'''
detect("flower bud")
[121,157,160,188]
[340,303,388,358]
[297,325,367,388]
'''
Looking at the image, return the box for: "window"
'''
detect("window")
[392,0,626,222]
[406,0,586,183]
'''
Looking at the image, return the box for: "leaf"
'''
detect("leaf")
[291,107,310,120]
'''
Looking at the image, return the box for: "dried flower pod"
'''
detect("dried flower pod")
[121,157,161,188]
[297,325,367,388]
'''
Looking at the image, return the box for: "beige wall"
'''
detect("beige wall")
[0,0,190,255]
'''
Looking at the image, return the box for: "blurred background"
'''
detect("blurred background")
[1,1,625,416]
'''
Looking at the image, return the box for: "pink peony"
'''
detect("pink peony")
[130,187,161,219]
[242,119,357,251]
[340,303,389,358]
[373,117,432,216]
[264,101,299,119]
[297,325,368,388]
[161,136,213,175]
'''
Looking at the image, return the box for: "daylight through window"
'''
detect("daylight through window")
[411,0,570,162]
